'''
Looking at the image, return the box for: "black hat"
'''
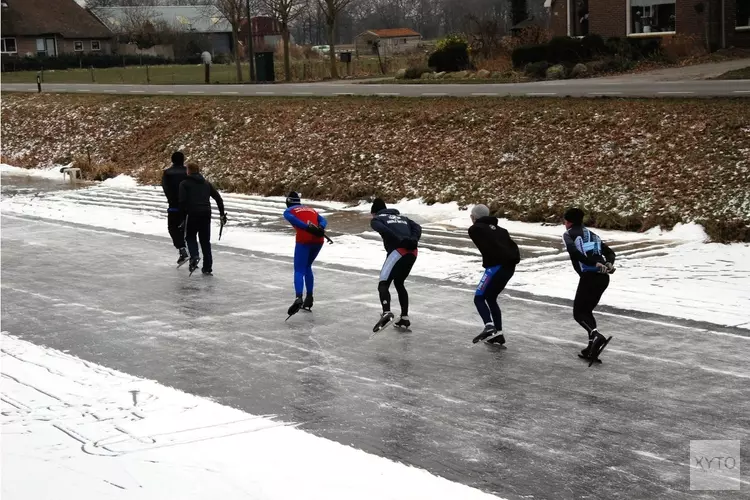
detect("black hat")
[286,191,301,208]
[370,198,387,214]
[563,207,585,225]
[171,151,185,165]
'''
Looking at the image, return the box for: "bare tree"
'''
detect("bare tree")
[316,0,356,78]
[262,0,303,81]
[213,0,246,81]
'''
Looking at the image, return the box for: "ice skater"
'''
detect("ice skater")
[284,192,328,318]
[178,163,226,276]
[370,198,422,333]
[468,205,520,345]
[562,208,616,363]
[161,151,189,266]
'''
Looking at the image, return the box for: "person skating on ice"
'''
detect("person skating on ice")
[370,198,422,333]
[161,151,189,266]
[468,204,520,344]
[283,192,328,318]
[178,163,226,276]
[562,208,616,362]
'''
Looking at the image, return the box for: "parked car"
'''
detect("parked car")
[311,45,330,54]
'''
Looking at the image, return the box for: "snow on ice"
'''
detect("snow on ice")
[2,164,749,329]
[0,333,502,500]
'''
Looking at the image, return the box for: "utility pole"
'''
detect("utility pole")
[246,0,256,82]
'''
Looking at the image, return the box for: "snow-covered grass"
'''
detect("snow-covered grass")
[0,333,502,500]
[2,94,748,241]
[2,168,749,329]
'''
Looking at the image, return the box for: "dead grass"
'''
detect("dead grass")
[2,94,748,241]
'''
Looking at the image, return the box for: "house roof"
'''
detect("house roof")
[1,0,112,39]
[93,6,231,34]
[367,28,421,39]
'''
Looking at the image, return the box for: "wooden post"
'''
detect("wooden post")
[90,66,95,83]
[146,65,151,84]
[204,63,210,84]
[37,74,42,93]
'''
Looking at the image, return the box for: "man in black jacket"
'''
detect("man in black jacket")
[162,151,189,266]
[562,207,616,362]
[468,205,520,345]
[370,198,422,333]
[178,163,227,276]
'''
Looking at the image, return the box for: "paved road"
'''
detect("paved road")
[3,79,749,98]
[2,214,748,499]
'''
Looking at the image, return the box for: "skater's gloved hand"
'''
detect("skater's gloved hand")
[177,219,186,230]
[400,238,418,250]
[220,213,228,226]
[595,262,609,274]
[306,223,325,238]
[605,262,616,274]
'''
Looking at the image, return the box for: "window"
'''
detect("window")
[629,0,676,35]
[74,41,83,52]
[91,40,101,51]
[738,0,750,29]
[35,38,56,56]
[569,0,590,37]
[36,38,46,56]
[1,37,16,53]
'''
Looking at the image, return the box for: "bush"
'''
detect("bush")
[546,36,586,64]
[404,65,431,79]
[428,34,471,72]
[545,64,567,80]
[0,53,203,73]
[581,34,607,57]
[524,61,550,78]
[512,44,548,67]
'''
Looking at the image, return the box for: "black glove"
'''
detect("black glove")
[177,219,186,231]
[400,238,418,251]
[605,262,616,274]
[306,223,325,238]
[220,213,228,226]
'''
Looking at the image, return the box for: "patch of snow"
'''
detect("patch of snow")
[0,163,69,181]
[0,333,502,500]
[101,175,138,188]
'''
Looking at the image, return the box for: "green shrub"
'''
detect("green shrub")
[404,66,432,79]
[512,44,548,67]
[581,34,607,56]
[524,61,550,78]
[428,34,471,72]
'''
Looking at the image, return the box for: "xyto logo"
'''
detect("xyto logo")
[693,456,737,472]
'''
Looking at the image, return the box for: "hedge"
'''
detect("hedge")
[1,53,204,72]
[512,35,663,68]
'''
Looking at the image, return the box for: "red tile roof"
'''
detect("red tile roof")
[369,28,421,38]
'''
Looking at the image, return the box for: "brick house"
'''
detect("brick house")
[546,0,750,48]
[1,0,114,58]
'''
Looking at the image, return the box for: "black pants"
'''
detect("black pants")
[378,249,417,316]
[167,211,185,249]
[573,273,610,337]
[185,213,212,272]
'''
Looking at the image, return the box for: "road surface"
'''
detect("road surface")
[2,214,748,499]
[2,79,749,98]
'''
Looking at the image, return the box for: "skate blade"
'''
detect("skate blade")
[370,318,394,338]
[176,260,188,269]
[588,336,612,366]
[393,325,411,332]
[579,353,602,364]
[472,332,494,344]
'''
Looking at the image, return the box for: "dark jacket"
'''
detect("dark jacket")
[468,216,520,269]
[178,174,225,217]
[371,208,422,253]
[562,225,616,275]
[161,164,188,209]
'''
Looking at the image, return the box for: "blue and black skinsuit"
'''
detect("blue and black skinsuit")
[161,162,188,249]
[284,202,327,300]
[371,208,422,317]
[562,225,616,336]
[468,216,520,330]
[178,173,225,274]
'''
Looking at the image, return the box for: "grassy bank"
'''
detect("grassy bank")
[714,66,750,79]
[2,93,748,241]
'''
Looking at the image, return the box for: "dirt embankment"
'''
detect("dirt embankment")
[2,94,749,241]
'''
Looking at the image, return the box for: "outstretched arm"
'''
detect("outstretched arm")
[209,184,225,215]
[317,213,328,229]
